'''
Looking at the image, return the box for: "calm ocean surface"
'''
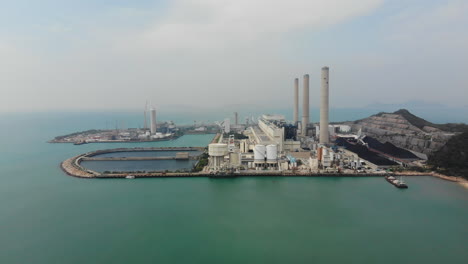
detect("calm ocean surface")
[0,112,467,264]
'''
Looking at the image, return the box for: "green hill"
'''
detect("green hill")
[428,132,468,179]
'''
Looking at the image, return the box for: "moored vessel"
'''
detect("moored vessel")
[385,175,408,189]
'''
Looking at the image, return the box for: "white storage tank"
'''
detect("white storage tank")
[253,145,266,161]
[266,144,278,162]
[208,143,228,157]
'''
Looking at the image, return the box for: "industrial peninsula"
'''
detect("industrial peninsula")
[59,66,468,186]
[49,106,218,144]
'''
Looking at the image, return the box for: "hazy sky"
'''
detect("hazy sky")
[1,0,467,112]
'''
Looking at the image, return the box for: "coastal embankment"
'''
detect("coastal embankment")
[61,148,431,179]
[61,146,467,188]
[395,171,468,189]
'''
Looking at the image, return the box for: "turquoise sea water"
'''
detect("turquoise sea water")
[81,159,198,173]
[81,150,204,172]
[92,150,203,158]
[0,112,467,264]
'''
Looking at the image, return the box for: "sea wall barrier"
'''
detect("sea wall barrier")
[81,156,198,161]
[94,172,429,179]
[60,147,205,178]
[85,147,205,157]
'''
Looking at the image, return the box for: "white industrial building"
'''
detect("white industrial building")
[316,125,351,139]
[254,115,300,152]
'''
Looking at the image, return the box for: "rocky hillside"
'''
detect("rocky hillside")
[349,109,465,155]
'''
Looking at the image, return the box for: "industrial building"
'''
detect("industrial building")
[205,66,400,175]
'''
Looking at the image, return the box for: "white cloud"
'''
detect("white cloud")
[135,0,383,51]
[386,0,468,49]
[10,0,468,113]
[0,0,385,112]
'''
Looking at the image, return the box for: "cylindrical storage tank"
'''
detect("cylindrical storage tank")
[208,143,228,157]
[266,144,278,162]
[253,145,266,162]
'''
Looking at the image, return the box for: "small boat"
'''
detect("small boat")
[125,175,135,179]
[73,140,87,145]
[385,175,408,189]
[396,176,408,189]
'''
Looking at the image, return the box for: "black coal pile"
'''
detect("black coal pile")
[363,136,419,159]
[335,138,398,166]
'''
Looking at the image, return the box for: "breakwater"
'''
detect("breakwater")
[81,156,198,161]
[61,147,205,178]
[85,147,204,157]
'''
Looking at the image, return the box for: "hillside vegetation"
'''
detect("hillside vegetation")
[428,132,468,179]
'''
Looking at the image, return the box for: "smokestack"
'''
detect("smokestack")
[234,112,238,126]
[144,101,148,130]
[293,78,299,125]
[320,67,330,144]
[150,108,157,135]
[302,74,309,135]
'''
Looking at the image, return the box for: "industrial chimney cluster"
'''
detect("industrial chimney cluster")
[293,66,330,144]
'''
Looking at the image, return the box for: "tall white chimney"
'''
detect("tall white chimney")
[150,108,157,135]
[293,78,299,125]
[320,67,330,144]
[302,74,310,135]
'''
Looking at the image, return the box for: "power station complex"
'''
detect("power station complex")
[206,67,372,174]
[59,65,426,178]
